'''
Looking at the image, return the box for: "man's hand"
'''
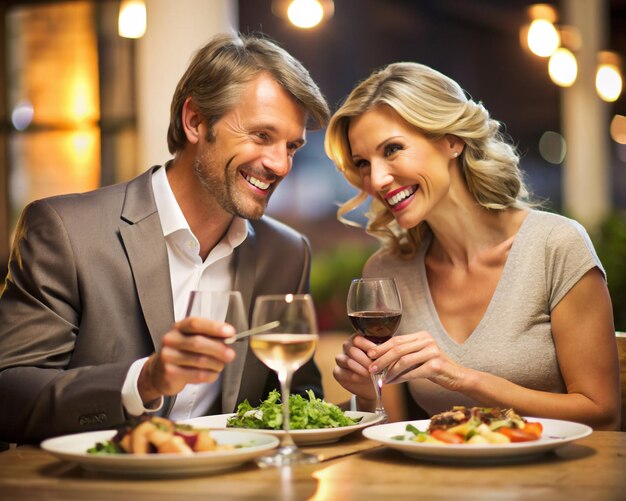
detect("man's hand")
[138,318,237,404]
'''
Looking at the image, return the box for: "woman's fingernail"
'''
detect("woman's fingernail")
[369,365,378,373]
[367,350,376,358]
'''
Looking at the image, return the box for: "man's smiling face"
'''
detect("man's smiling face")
[193,72,307,220]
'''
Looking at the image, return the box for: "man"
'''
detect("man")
[0,32,330,443]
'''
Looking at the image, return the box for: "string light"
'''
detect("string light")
[524,4,559,57]
[596,52,623,103]
[272,0,334,29]
[118,0,147,39]
[528,19,560,57]
[549,48,578,87]
[288,0,324,28]
[522,4,623,102]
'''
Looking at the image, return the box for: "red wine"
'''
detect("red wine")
[348,311,402,344]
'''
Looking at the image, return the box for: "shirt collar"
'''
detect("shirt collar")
[151,164,248,248]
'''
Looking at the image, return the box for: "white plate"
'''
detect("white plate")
[183,411,384,445]
[362,418,592,464]
[41,429,279,477]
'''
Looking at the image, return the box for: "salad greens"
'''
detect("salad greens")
[88,440,124,454]
[227,389,362,430]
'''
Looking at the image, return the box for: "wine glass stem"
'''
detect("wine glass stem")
[278,370,296,448]
[370,370,386,416]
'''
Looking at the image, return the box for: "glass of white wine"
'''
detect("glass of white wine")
[250,293,319,467]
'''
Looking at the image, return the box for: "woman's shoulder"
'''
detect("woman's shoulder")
[525,209,604,276]
[526,209,592,243]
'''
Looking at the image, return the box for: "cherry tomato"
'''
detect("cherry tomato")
[522,421,543,438]
[497,426,540,442]
[430,429,464,444]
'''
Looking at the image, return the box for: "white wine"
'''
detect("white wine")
[250,333,318,373]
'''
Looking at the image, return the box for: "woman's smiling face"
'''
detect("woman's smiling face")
[348,104,456,229]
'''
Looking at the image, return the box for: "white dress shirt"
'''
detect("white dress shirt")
[121,165,248,419]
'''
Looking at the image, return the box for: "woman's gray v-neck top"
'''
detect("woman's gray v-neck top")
[363,210,605,416]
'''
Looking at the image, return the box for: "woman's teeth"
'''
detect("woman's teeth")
[387,187,416,207]
[245,175,270,190]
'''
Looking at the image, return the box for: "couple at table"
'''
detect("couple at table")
[0,32,620,445]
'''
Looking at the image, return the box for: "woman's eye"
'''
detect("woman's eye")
[354,159,369,169]
[384,143,402,157]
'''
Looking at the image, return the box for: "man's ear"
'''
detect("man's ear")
[182,97,202,144]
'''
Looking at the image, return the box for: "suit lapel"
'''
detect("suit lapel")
[222,221,257,413]
[119,167,174,350]
[118,170,258,415]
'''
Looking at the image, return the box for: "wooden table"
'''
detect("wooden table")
[1,431,624,500]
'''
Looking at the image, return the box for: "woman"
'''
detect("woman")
[324,62,620,430]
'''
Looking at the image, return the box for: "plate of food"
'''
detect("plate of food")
[362,406,592,464]
[183,390,384,445]
[40,416,279,477]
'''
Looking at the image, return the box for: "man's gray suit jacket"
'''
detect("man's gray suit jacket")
[0,166,322,443]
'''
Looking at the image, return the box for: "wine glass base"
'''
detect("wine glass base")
[374,410,389,424]
[255,445,319,468]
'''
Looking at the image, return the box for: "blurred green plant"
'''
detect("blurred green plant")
[593,211,626,331]
[310,243,376,332]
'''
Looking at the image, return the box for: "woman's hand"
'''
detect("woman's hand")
[333,334,380,402]
[368,331,468,392]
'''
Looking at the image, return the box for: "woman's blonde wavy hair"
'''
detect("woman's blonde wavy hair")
[324,62,534,257]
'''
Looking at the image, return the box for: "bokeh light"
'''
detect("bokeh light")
[539,131,567,164]
[118,0,146,39]
[11,100,34,131]
[527,19,560,57]
[287,0,323,29]
[549,48,578,87]
[610,115,626,145]
[596,64,623,102]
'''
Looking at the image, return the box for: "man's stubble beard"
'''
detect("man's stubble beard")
[192,154,268,221]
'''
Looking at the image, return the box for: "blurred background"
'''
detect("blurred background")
[0,0,625,337]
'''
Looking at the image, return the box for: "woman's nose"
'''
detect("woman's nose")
[369,160,393,191]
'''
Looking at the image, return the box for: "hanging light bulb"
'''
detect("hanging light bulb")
[549,48,578,87]
[524,4,560,57]
[272,0,334,29]
[119,0,147,39]
[287,0,323,28]
[596,52,623,102]
[528,19,560,57]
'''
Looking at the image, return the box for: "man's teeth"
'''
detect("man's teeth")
[387,187,416,206]
[245,175,270,190]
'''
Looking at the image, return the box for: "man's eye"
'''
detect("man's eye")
[384,143,402,156]
[255,132,269,141]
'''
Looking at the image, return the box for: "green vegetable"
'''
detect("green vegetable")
[227,389,362,430]
[397,423,430,442]
[87,440,124,454]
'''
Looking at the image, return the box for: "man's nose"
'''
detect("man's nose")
[263,144,292,177]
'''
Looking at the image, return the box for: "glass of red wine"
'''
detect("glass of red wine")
[347,277,402,421]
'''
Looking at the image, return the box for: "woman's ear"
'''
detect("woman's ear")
[182,97,202,144]
[445,134,465,158]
